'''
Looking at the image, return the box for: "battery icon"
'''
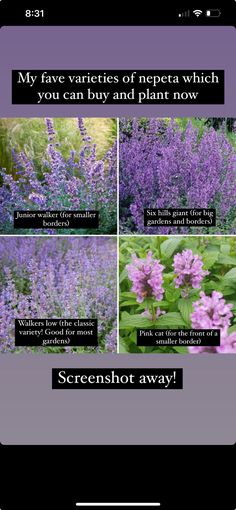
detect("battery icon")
[206,9,221,17]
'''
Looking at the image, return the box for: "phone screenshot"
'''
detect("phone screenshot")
[0,2,235,509]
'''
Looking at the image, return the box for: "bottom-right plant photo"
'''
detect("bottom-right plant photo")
[119,236,236,354]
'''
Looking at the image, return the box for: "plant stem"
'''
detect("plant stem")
[156,237,162,259]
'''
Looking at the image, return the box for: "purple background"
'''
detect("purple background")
[0,26,235,116]
[0,26,236,444]
[0,355,235,445]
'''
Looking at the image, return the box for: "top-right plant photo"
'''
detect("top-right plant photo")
[119,118,236,235]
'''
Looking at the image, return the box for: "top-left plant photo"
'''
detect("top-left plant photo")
[0,118,117,234]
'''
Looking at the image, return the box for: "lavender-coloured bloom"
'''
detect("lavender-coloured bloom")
[105,322,117,352]
[173,249,209,290]
[29,192,46,206]
[126,251,164,303]
[189,330,236,354]
[217,331,236,353]
[191,291,233,333]
[188,291,233,352]
[45,118,56,141]
[119,118,236,234]
[0,237,117,354]
[77,118,92,143]
[0,118,117,234]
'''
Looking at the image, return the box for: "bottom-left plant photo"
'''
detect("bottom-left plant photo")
[0,236,117,353]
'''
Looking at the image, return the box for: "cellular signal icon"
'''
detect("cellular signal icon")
[193,9,203,16]
[178,10,190,17]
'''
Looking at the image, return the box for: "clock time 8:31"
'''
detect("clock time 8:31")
[25,10,45,17]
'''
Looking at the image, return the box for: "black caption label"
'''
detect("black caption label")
[15,319,98,347]
[12,70,224,105]
[14,210,99,229]
[137,328,220,347]
[144,208,216,227]
[52,368,183,389]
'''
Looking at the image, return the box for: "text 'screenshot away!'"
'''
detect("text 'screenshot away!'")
[0,3,235,510]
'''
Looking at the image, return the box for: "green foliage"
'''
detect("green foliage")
[119,236,236,353]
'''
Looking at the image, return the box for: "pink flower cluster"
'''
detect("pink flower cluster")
[173,249,209,292]
[126,247,236,353]
[216,332,236,353]
[189,291,235,353]
[126,251,164,303]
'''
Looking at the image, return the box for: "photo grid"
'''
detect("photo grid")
[0,117,236,354]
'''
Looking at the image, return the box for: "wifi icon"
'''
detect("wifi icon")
[193,9,203,16]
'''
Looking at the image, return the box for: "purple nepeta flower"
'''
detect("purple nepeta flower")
[189,330,236,354]
[216,331,236,353]
[77,118,92,143]
[119,118,236,235]
[141,308,166,320]
[191,291,233,333]
[126,251,164,303]
[0,237,117,353]
[45,118,56,141]
[105,322,117,352]
[189,291,235,354]
[29,192,46,206]
[173,249,209,290]
[0,118,117,234]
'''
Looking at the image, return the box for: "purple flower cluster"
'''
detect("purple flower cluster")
[141,308,166,320]
[173,249,209,294]
[119,118,236,234]
[0,237,117,353]
[189,291,234,353]
[45,118,56,141]
[217,332,236,353]
[191,291,232,332]
[0,118,117,233]
[126,251,164,303]
[105,322,117,352]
